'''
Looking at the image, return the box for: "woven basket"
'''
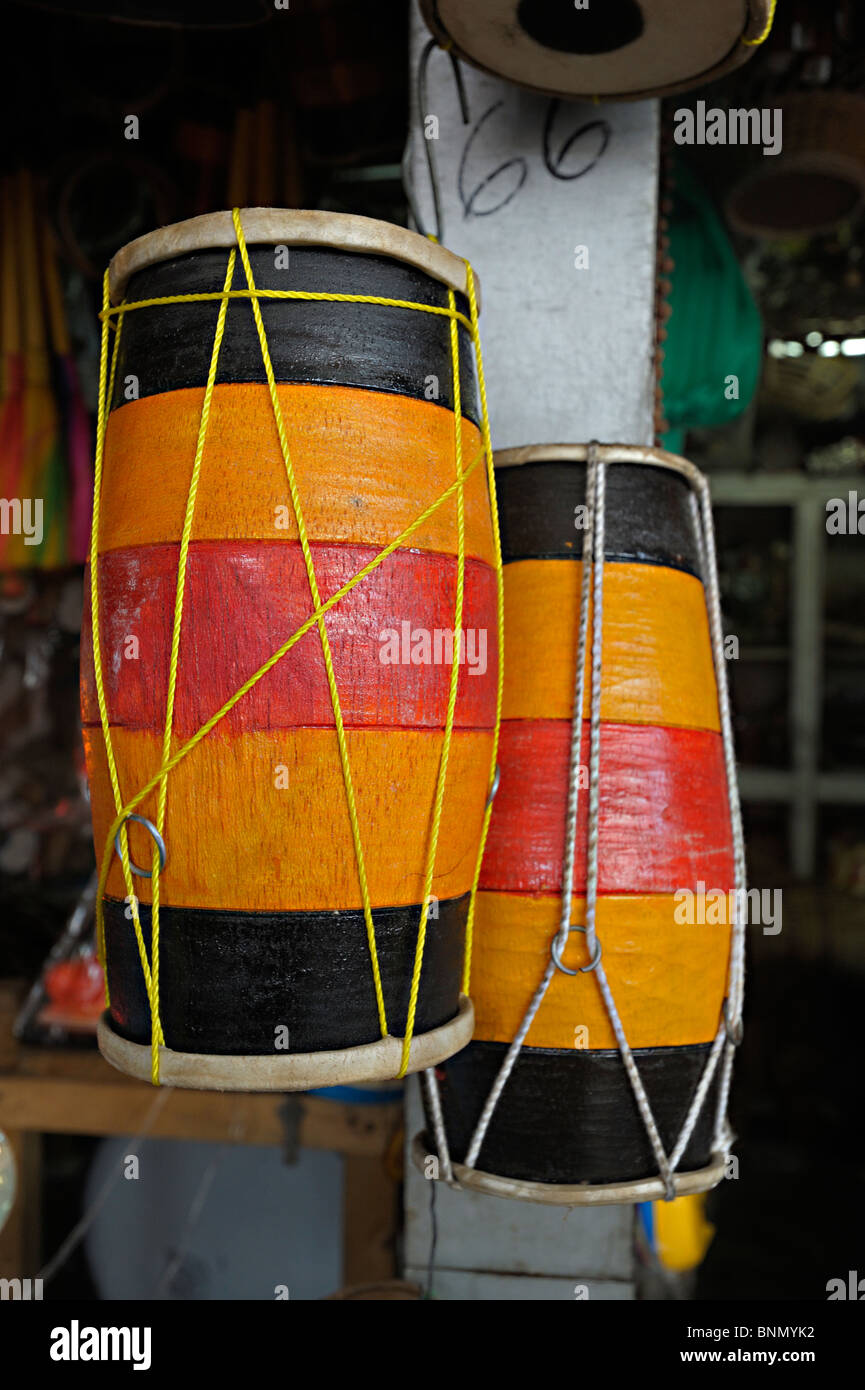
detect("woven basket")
[726,92,865,240]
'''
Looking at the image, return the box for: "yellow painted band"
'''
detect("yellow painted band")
[84,726,494,913]
[101,383,494,564]
[471,891,730,1050]
[502,559,721,731]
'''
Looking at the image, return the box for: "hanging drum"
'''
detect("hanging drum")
[418,444,745,1204]
[419,0,772,102]
[83,208,499,1090]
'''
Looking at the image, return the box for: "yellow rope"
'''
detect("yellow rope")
[230,208,389,1039]
[742,0,777,46]
[93,443,487,1055]
[147,250,238,1083]
[92,441,486,859]
[91,212,498,1081]
[101,288,473,338]
[90,277,161,1032]
[461,264,505,997]
[397,285,466,1077]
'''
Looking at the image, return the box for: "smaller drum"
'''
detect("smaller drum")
[417,444,745,1205]
[420,0,772,102]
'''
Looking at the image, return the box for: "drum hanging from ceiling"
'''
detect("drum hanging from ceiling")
[419,444,744,1204]
[83,208,498,1090]
[419,0,772,102]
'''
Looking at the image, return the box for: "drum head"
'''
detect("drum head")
[109,207,474,303]
[421,0,762,101]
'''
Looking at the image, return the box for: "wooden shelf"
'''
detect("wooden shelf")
[0,980,402,1290]
[0,982,399,1155]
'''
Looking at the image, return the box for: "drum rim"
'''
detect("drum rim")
[411,1133,726,1206]
[419,0,768,103]
[109,207,477,305]
[96,994,474,1091]
[493,442,704,489]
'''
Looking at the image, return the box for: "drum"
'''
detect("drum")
[83,208,499,1090]
[419,444,744,1204]
[725,92,865,240]
[419,0,772,102]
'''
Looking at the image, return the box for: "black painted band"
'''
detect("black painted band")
[495,460,703,577]
[426,1038,720,1185]
[104,894,466,1056]
[110,245,480,424]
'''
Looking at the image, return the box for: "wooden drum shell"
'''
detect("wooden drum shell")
[425,450,734,1190]
[84,211,496,1082]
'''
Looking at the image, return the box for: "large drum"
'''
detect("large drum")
[420,444,744,1203]
[420,0,772,102]
[83,209,499,1090]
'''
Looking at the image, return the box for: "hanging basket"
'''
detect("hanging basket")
[725,92,865,240]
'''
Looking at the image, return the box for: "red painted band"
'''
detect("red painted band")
[479,719,734,896]
[81,540,498,735]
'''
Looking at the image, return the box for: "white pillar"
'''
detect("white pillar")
[403,1,662,1299]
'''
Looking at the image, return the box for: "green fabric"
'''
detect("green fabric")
[660,159,763,438]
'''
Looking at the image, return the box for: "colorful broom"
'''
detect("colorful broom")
[0,176,25,569]
[41,217,91,564]
[21,168,66,568]
[0,171,91,570]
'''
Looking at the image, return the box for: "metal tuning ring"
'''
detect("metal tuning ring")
[550,924,602,977]
[485,763,501,811]
[114,814,167,879]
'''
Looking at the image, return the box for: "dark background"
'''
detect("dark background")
[0,0,863,1301]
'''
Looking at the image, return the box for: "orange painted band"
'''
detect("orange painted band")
[100,382,494,564]
[83,726,493,912]
[471,892,731,1051]
[502,559,721,731]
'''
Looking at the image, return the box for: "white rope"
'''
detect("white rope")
[554,441,597,956]
[651,474,747,1170]
[688,490,708,580]
[693,477,747,1152]
[583,448,604,959]
[462,961,554,1170]
[421,447,746,1197]
[460,443,600,1170]
[669,1028,725,1169]
[422,1066,454,1184]
[574,454,677,1197]
[590,471,747,1185]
